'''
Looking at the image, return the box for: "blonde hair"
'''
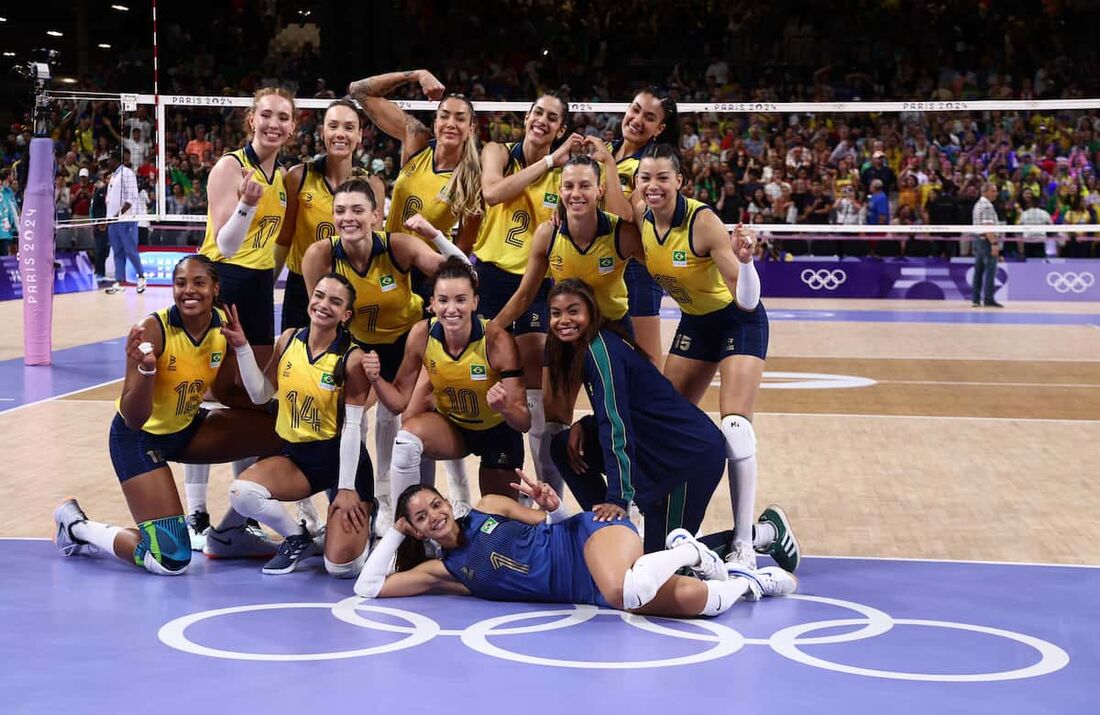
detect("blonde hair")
[437,95,483,220]
[246,87,296,137]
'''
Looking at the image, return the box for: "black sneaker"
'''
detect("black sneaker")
[186,510,211,551]
[262,522,319,575]
[984,300,1004,308]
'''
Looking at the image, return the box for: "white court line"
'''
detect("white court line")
[0,378,123,417]
[3,536,1094,568]
[877,379,1100,389]
[753,410,1100,425]
[774,354,1100,363]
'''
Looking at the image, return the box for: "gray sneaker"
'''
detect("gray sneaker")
[54,498,90,557]
[262,523,320,575]
[727,565,798,601]
[203,520,279,559]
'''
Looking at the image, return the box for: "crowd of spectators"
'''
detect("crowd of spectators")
[1,0,1099,258]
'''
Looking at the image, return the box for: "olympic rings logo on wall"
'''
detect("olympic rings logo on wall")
[800,269,848,291]
[157,595,1069,682]
[1046,271,1095,294]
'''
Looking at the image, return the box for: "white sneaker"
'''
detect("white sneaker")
[136,275,147,293]
[727,539,757,571]
[666,528,728,581]
[728,565,798,600]
[296,498,324,535]
[105,282,124,294]
[374,495,393,535]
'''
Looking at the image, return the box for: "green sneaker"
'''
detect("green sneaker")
[757,505,800,572]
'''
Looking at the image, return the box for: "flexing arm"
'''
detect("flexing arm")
[362,320,430,415]
[348,69,442,164]
[694,209,759,310]
[118,315,164,430]
[399,214,471,266]
[485,323,531,432]
[493,221,553,327]
[273,163,305,278]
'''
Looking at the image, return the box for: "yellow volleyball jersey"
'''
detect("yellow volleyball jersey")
[123,306,229,435]
[547,210,628,320]
[424,317,503,431]
[275,327,354,443]
[386,140,458,240]
[286,157,337,274]
[329,233,423,344]
[199,146,287,270]
[608,139,649,199]
[640,196,733,316]
[473,141,561,275]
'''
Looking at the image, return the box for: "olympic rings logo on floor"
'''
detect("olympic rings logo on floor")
[156,594,1069,681]
[800,269,848,291]
[1046,271,1095,294]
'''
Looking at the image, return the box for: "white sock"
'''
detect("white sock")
[700,578,753,616]
[622,542,699,610]
[374,404,400,505]
[184,463,210,514]
[215,458,261,530]
[390,430,425,507]
[445,459,471,505]
[526,389,545,481]
[71,520,122,558]
[539,421,568,497]
[754,521,776,549]
[228,480,300,537]
[721,415,758,545]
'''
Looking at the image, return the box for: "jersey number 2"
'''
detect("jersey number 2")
[504,210,530,248]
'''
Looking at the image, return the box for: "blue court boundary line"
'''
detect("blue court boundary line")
[7,537,1097,568]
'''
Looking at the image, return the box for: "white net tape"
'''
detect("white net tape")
[44,90,1100,239]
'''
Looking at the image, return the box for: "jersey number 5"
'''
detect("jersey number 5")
[504,210,530,248]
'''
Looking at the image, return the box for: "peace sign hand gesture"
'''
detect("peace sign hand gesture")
[510,468,560,513]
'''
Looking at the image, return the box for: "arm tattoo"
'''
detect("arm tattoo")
[406,115,429,138]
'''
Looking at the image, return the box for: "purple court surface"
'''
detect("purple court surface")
[3,539,1096,714]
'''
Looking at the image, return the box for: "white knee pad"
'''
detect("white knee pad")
[228,479,272,520]
[721,414,757,462]
[391,430,424,473]
[622,563,662,611]
[325,544,370,579]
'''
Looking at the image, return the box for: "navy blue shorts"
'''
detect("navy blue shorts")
[475,261,550,336]
[109,409,208,482]
[453,419,525,470]
[280,270,309,333]
[669,301,769,363]
[410,266,435,314]
[282,438,374,503]
[216,262,275,345]
[354,330,410,383]
[551,513,638,608]
[625,260,663,318]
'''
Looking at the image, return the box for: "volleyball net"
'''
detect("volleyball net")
[42,90,1100,251]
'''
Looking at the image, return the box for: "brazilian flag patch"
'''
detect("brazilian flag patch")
[380,274,396,292]
[672,249,688,267]
[470,364,487,381]
[278,191,287,207]
[598,256,614,274]
[209,352,223,368]
[480,516,499,534]
[542,192,559,209]
[319,372,336,391]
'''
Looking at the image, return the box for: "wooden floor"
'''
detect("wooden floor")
[3,288,1099,565]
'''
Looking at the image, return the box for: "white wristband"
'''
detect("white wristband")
[137,365,157,377]
[430,229,471,265]
[543,154,554,171]
[544,502,569,525]
[215,200,258,258]
[735,258,761,311]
